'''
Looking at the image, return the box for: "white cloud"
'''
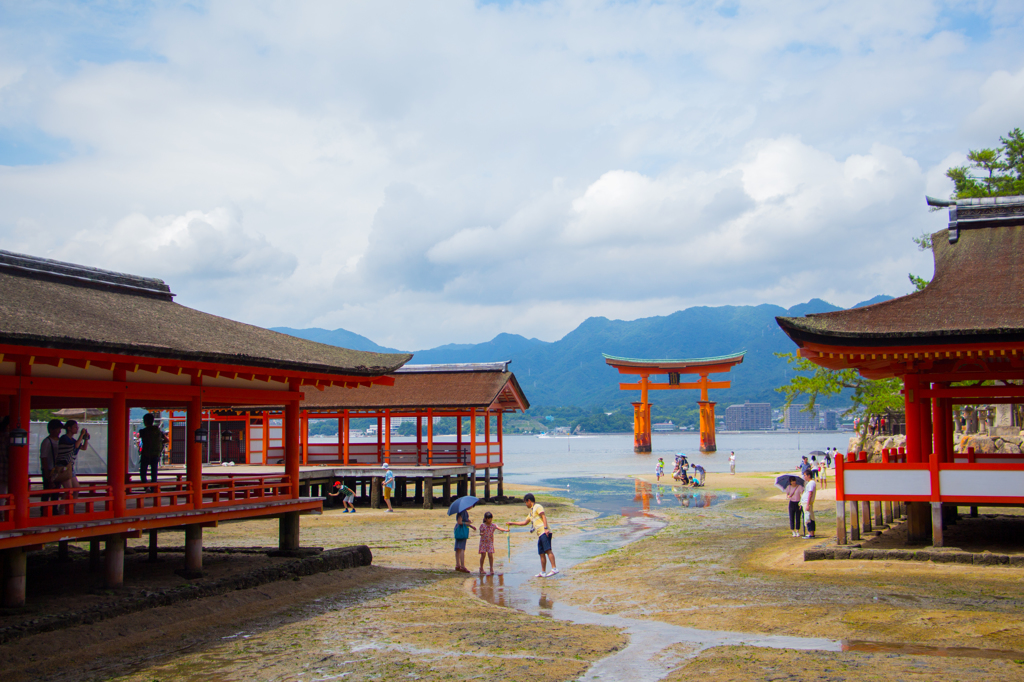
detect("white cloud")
[0,1,1019,348]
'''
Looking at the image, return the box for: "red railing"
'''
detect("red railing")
[201,474,291,507]
[125,480,193,514]
[27,484,115,525]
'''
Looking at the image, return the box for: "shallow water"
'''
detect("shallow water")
[471,477,1024,680]
[471,479,837,680]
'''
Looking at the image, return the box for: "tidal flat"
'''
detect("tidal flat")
[3,478,1024,681]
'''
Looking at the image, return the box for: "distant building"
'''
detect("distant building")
[785,403,819,430]
[652,420,677,432]
[823,409,841,430]
[724,402,772,430]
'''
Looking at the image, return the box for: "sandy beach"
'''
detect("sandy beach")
[3,477,1024,681]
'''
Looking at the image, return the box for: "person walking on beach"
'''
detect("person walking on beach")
[784,476,804,537]
[729,451,736,475]
[801,469,817,538]
[382,463,395,512]
[818,457,828,490]
[656,457,665,481]
[509,493,558,577]
[478,511,508,575]
[454,503,476,573]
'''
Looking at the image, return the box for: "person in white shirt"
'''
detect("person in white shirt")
[729,451,736,475]
[801,469,817,538]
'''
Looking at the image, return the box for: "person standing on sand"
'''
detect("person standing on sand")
[478,511,508,575]
[382,463,395,512]
[729,451,736,475]
[454,503,476,573]
[801,469,817,538]
[784,476,804,537]
[656,457,665,481]
[509,493,558,577]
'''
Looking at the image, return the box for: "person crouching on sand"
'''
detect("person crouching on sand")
[478,511,508,575]
[509,493,558,578]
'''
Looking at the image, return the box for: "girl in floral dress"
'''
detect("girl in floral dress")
[478,511,509,575]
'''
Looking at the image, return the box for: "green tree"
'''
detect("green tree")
[775,352,903,442]
[945,128,1024,198]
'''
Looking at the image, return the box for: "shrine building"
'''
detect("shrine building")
[776,195,1024,546]
[0,250,410,606]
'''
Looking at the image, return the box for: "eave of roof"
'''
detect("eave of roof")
[0,252,411,377]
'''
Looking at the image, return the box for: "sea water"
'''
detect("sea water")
[501,431,847,485]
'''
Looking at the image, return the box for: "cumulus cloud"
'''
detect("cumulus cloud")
[0,1,1019,348]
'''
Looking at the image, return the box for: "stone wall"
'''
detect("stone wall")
[847,432,1024,459]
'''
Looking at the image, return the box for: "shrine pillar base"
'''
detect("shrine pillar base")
[699,401,717,453]
[632,401,651,454]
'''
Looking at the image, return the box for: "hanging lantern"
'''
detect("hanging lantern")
[194,427,208,444]
[222,430,235,442]
[8,428,28,447]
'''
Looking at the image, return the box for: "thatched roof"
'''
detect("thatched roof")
[777,199,1024,349]
[0,250,411,377]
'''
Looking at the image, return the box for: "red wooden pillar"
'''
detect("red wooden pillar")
[497,412,504,467]
[187,377,204,509]
[342,411,350,465]
[470,409,477,468]
[11,361,31,528]
[376,415,383,463]
[384,409,391,465]
[285,380,301,499]
[484,411,491,466]
[416,415,423,464]
[342,413,350,462]
[261,410,270,463]
[109,370,127,517]
[427,408,434,465]
[300,411,309,465]
[456,415,463,463]
[904,373,922,463]
[920,381,933,461]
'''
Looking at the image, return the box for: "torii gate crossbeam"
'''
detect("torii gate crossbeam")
[603,352,746,454]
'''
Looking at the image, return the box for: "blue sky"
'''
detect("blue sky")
[1,1,1023,349]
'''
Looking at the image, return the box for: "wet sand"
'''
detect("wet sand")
[5,478,1024,680]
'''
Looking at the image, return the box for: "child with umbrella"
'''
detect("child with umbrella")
[448,496,478,573]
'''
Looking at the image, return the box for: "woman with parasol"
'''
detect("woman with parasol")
[776,474,805,537]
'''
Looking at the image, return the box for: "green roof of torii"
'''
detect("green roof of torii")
[602,351,746,369]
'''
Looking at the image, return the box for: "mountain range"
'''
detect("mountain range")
[272,295,892,410]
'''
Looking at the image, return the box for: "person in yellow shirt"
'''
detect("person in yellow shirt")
[508,493,558,577]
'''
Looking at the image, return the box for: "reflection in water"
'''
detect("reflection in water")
[635,479,721,512]
[842,639,1024,661]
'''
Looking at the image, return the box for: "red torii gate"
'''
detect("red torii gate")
[604,352,746,454]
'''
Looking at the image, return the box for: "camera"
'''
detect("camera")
[81,429,90,439]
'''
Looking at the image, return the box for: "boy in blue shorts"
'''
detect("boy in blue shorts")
[509,493,558,577]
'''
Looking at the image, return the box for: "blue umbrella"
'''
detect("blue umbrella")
[447,496,479,515]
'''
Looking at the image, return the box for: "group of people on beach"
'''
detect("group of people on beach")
[658,453,708,487]
[783,449,840,539]
[453,493,558,578]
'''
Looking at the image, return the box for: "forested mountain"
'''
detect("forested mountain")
[272,296,891,411]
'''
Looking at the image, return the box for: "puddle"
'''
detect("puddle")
[842,640,1024,660]
[472,477,1024,680]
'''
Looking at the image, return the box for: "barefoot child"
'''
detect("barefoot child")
[478,511,508,575]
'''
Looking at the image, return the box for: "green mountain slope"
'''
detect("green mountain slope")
[275,296,890,410]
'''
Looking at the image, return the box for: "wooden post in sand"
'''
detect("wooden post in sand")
[836,500,847,544]
[850,501,861,541]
